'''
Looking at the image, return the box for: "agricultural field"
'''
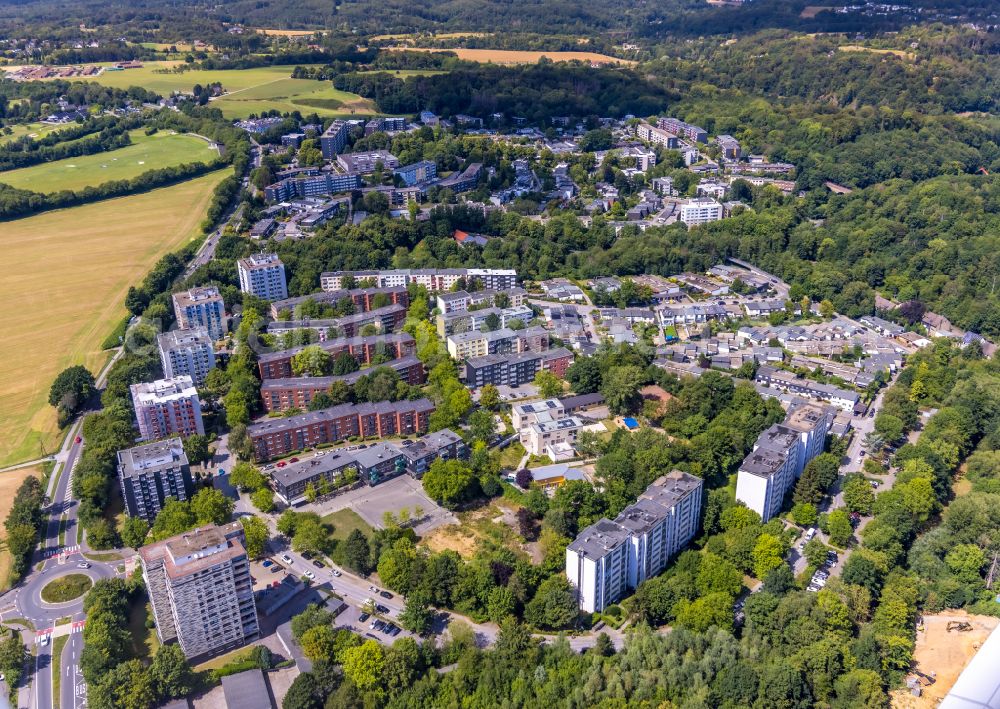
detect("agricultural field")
[0,169,228,467]
[0,129,218,193]
[386,47,633,65]
[83,63,375,118]
[0,465,42,590]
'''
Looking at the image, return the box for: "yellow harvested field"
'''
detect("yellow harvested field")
[0,466,43,589]
[891,611,999,708]
[372,32,492,41]
[387,47,633,65]
[0,170,228,466]
[839,45,916,60]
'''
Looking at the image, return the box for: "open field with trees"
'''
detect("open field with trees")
[386,47,633,64]
[80,64,374,118]
[0,129,217,193]
[0,466,43,590]
[0,170,227,467]
[0,122,63,144]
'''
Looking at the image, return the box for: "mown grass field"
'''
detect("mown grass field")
[1,122,64,144]
[0,129,218,193]
[0,466,42,590]
[85,64,375,118]
[387,47,634,65]
[0,170,228,467]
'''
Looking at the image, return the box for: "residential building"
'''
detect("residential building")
[526,463,586,491]
[319,120,351,158]
[264,172,362,202]
[735,403,833,521]
[336,150,399,174]
[173,287,227,341]
[522,415,586,459]
[656,117,708,143]
[117,438,193,523]
[512,398,565,431]
[365,116,407,134]
[259,356,425,413]
[716,134,742,160]
[131,376,204,441]
[447,328,518,359]
[320,268,517,292]
[635,122,679,149]
[279,285,409,312]
[463,351,541,388]
[437,163,483,192]
[246,398,435,461]
[266,303,407,340]
[566,471,704,612]
[679,198,724,226]
[256,333,415,380]
[754,366,859,411]
[238,253,288,302]
[140,523,259,658]
[157,328,215,386]
[394,160,437,186]
[249,218,277,240]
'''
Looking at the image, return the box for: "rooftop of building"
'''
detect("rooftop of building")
[239,252,284,269]
[130,376,198,403]
[172,286,222,307]
[157,327,212,349]
[567,518,630,557]
[139,522,246,580]
[247,398,434,436]
[117,438,187,477]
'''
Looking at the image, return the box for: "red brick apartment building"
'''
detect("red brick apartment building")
[260,356,426,413]
[257,333,415,380]
[247,398,434,461]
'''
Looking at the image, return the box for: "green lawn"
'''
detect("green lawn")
[52,634,69,709]
[80,64,376,119]
[0,122,64,144]
[322,508,374,542]
[127,600,158,660]
[0,129,217,193]
[40,574,92,603]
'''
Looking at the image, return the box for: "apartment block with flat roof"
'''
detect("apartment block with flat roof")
[140,523,259,659]
[238,253,288,302]
[256,333,415,380]
[131,376,204,441]
[566,470,703,612]
[117,438,193,523]
[319,119,351,158]
[172,286,227,341]
[158,327,215,386]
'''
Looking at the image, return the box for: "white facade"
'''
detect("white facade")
[522,416,586,457]
[566,471,704,612]
[238,253,288,302]
[130,376,204,441]
[173,287,227,341]
[680,199,724,225]
[511,398,566,432]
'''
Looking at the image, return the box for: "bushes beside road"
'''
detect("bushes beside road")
[4,476,46,585]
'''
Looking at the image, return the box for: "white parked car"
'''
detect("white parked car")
[331,568,342,577]
[304,570,316,580]
[281,554,293,564]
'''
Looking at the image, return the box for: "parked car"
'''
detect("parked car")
[369,619,379,629]
[262,560,273,568]
[331,568,342,577]
[281,554,293,564]
[74,436,82,444]
[389,625,401,636]
[373,620,386,631]
[826,551,838,564]
[276,461,287,468]
[376,604,390,614]
[359,612,370,623]
[870,479,880,488]
[369,585,379,593]
[312,560,324,569]
[381,623,396,635]
[303,570,316,580]
[270,565,283,573]
[301,551,314,560]
[289,457,300,463]
[379,590,393,599]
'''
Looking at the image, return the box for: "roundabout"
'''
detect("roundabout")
[12,556,116,627]
[40,573,92,604]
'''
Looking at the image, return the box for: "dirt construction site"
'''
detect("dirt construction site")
[891,611,999,708]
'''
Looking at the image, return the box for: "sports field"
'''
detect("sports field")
[83,64,375,119]
[387,47,633,65]
[0,130,218,193]
[0,169,229,467]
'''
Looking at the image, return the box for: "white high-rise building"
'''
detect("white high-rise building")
[566,470,704,613]
[735,403,833,521]
[140,523,259,659]
[237,253,288,302]
[157,327,215,385]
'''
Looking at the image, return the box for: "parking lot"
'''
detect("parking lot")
[312,474,457,535]
[335,602,417,646]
